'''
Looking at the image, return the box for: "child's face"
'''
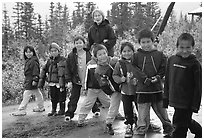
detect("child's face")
[25,48,33,59]
[140,38,153,51]
[121,46,134,60]
[177,40,193,58]
[75,39,84,51]
[50,48,59,58]
[96,49,108,64]
[93,11,103,25]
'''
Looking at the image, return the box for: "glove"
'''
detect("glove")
[163,98,169,108]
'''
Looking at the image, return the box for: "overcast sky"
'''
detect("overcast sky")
[2,0,201,23]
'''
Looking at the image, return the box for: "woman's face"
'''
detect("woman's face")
[93,11,103,25]
[25,48,33,59]
[75,39,84,51]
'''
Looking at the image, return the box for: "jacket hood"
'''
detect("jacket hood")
[176,53,197,60]
[94,19,110,27]
[137,48,157,54]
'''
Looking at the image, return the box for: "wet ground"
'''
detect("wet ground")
[2,95,202,138]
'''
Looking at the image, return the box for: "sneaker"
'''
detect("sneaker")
[77,120,85,127]
[148,123,161,132]
[163,125,174,135]
[115,113,125,120]
[48,111,57,116]
[11,110,26,116]
[106,123,114,135]
[33,108,45,112]
[94,111,100,117]
[124,124,133,138]
[64,116,71,122]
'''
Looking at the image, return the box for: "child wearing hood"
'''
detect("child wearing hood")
[132,29,173,135]
[163,33,202,138]
[12,45,45,116]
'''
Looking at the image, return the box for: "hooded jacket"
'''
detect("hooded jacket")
[65,47,92,85]
[164,54,202,113]
[24,56,40,90]
[38,55,66,88]
[132,48,167,94]
[87,19,116,56]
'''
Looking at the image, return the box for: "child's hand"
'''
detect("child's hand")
[121,76,126,83]
[67,82,72,89]
[151,76,158,83]
[103,39,108,43]
[32,81,37,86]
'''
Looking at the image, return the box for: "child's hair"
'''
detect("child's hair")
[92,9,105,20]
[176,33,195,48]
[74,35,85,44]
[120,41,135,53]
[137,28,154,44]
[92,43,107,57]
[23,45,37,60]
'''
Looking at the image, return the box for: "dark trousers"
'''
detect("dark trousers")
[49,86,66,112]
[65,83,99,118]
[172,108,202,138]
[122,94,138,125]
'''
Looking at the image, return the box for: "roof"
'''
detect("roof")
[188,7,202,16]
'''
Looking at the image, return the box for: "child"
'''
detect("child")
[132,28,173,135]
[163,33,202,138]
[93,44,121,135]
[38,42,66,116]
[64,36,99,121]
[112,41,139,137]
[77,44,112,127]
[12,45,45,116]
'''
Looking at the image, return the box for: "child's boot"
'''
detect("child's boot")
[106,123,114,135]
[48,102,57,116]
[57,102,65,115]
[125,124,133,138]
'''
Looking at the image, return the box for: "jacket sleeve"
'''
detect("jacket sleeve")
[58,59,66,88]
[103,25,116,49]
[131,53,150,85]
[87,29,94,51]
[64,56,72,83]
[163,57,170,107]
[112,62,123,84]
[156,52,167,80]
[191,62,202,113]
[38,60,49,88]
[31,61,40,82]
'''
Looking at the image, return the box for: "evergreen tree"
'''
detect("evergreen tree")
[72,2,84,28]
[84,2,96,32]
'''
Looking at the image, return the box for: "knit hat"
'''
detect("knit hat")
[92,9,105,20]
[49,42,61,51]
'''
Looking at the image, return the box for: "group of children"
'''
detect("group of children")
[12,28,202,138]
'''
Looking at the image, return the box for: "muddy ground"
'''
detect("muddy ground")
[2,96,202,138]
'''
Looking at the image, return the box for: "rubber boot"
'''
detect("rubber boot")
[48,102,57,116]
[57,102,65,115]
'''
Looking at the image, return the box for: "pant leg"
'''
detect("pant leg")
[135,102,151,134]
[172,108,190,138]
[65,84,81,118]
[151,100,172,127]
[189,119,202,138]
[122,94,134,125]
[49,86,59,112]
[18,90,33,111]
[33,89,44,109]
[97,89,110,108]
[106,92,122,124]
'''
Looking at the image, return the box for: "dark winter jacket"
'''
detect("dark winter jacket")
[65,48,92,85]
[87,19,116,56]
[164,54,202,113]
[113,58,139,95]
[24,56,40,90]
[38,55,66,88]
[94,57,120,95]
[132,48,167,94]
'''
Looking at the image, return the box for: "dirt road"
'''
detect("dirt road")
[2,96,202,138]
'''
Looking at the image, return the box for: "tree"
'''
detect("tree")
[72,2,84,28]
[84,2,96,32]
